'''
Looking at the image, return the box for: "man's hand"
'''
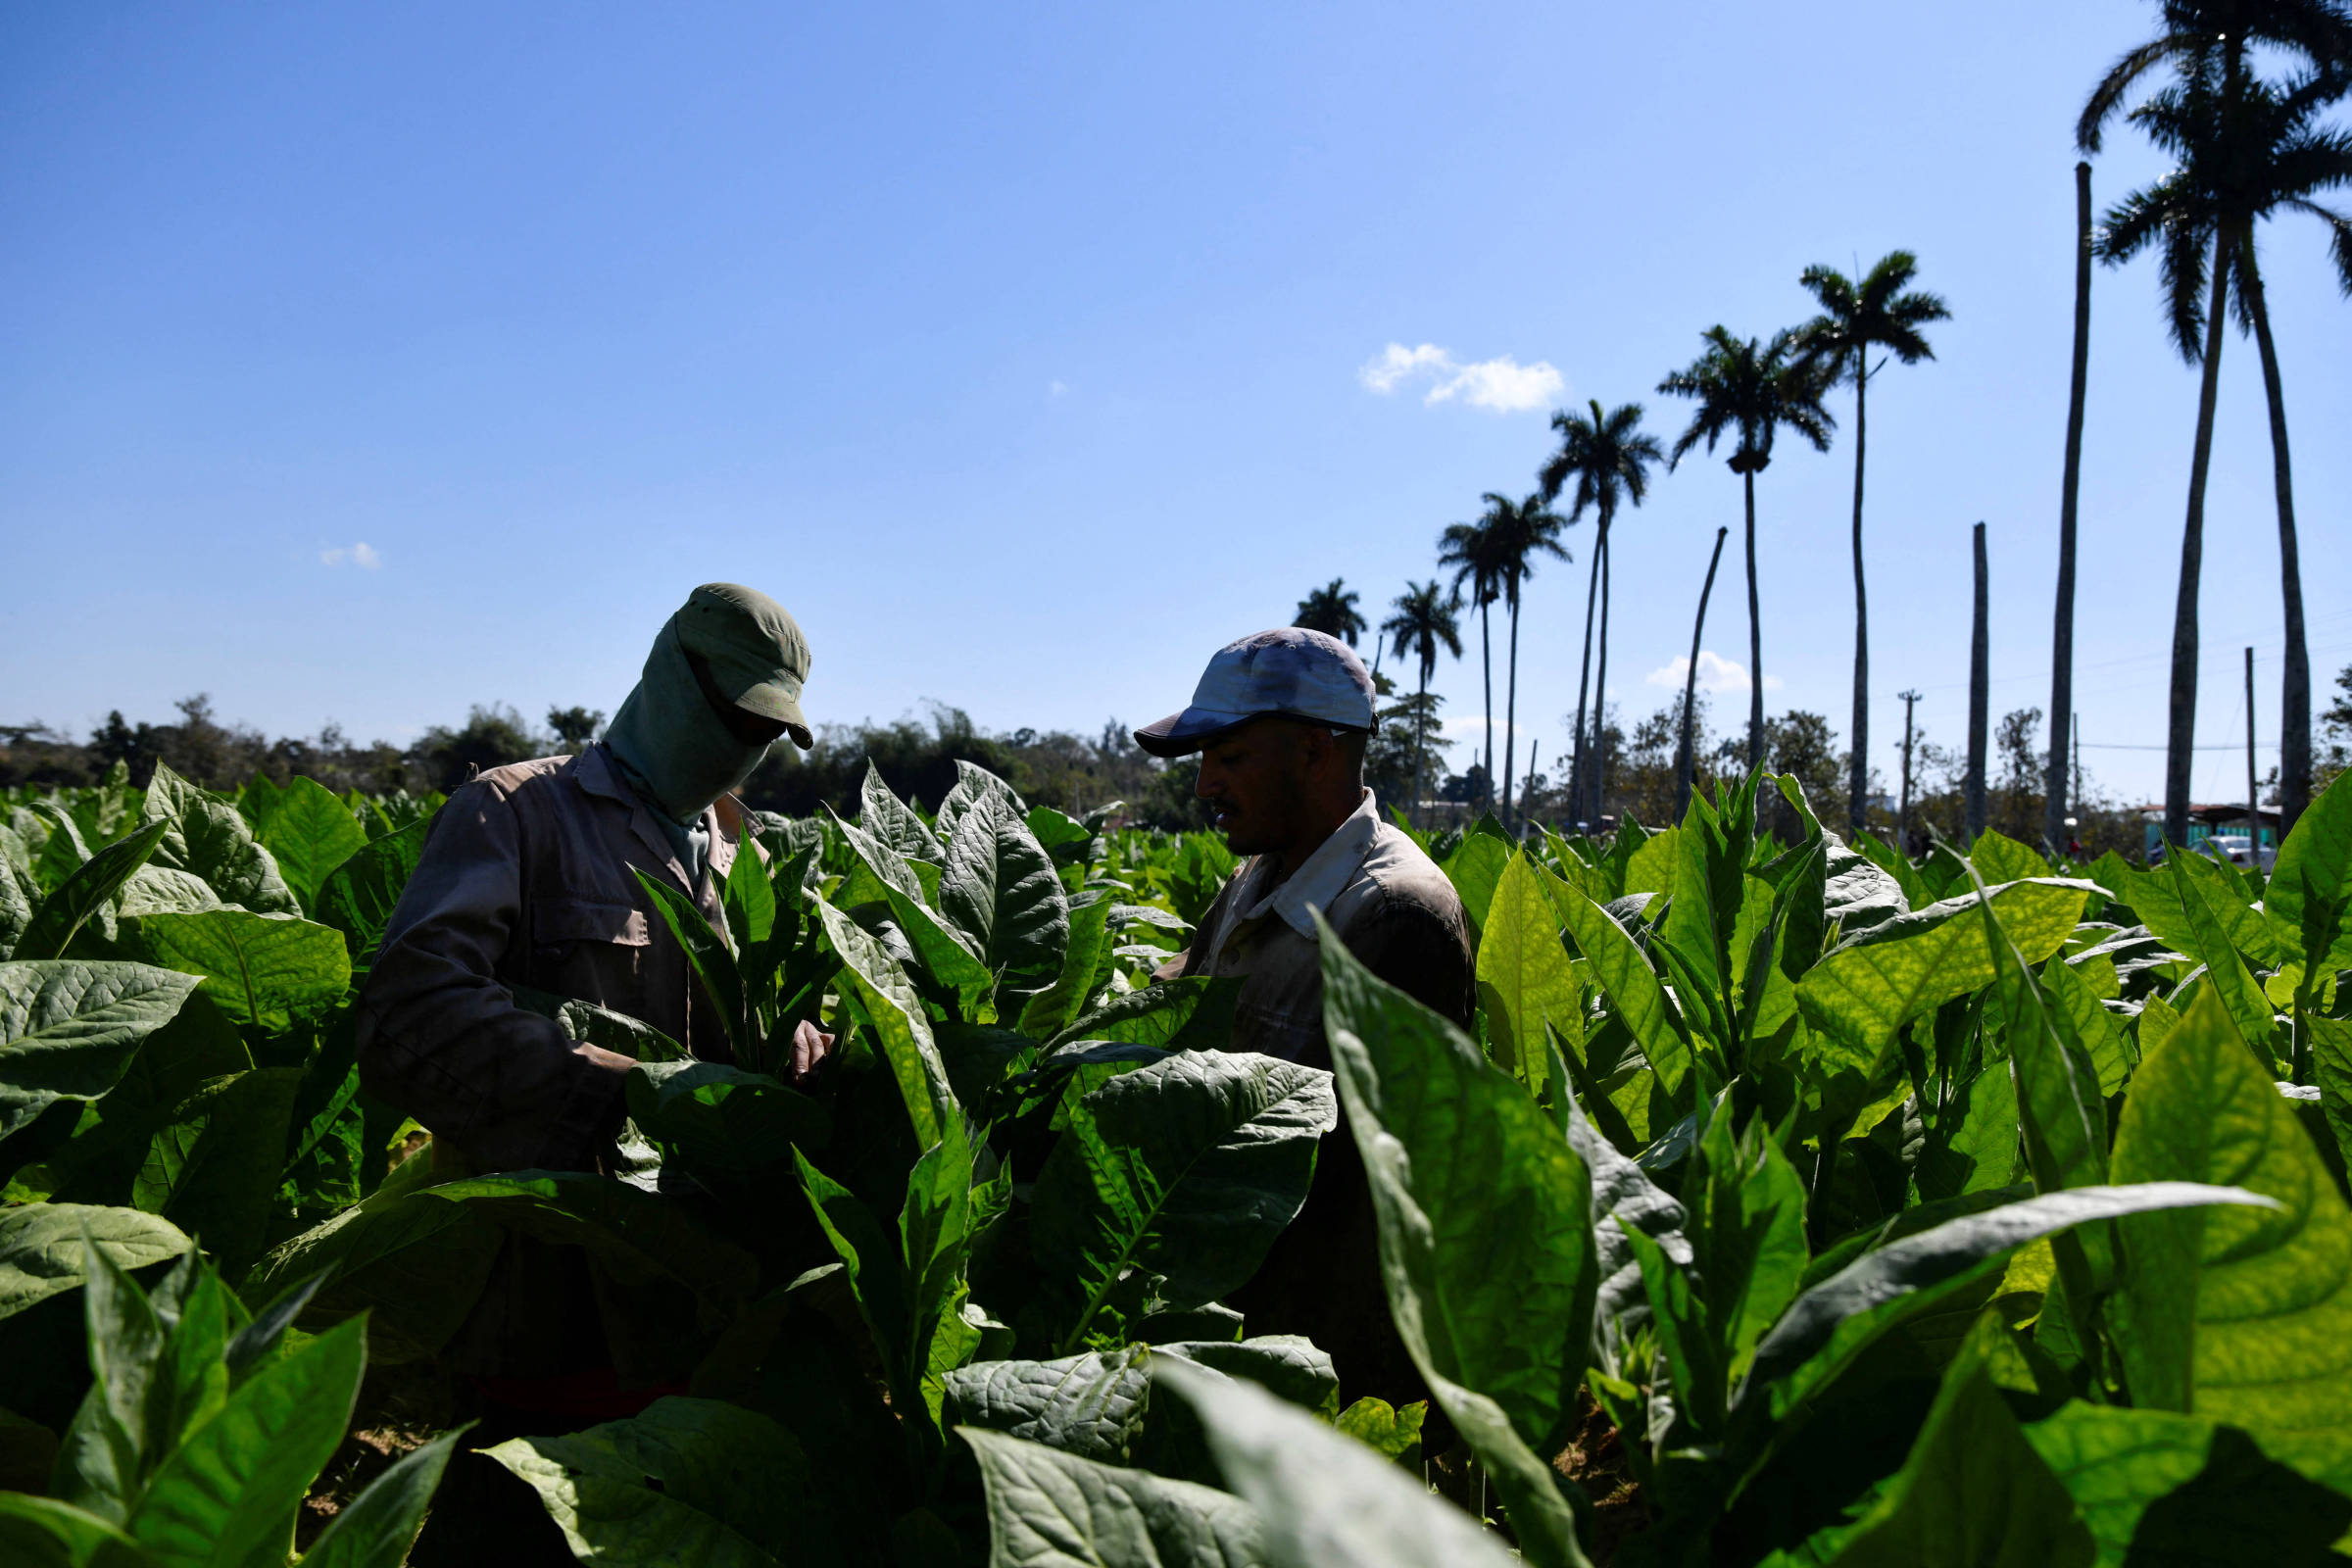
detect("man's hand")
[787,1018,835,1087]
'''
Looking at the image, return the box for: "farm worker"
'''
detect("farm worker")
[359,582,826,1567]
[1134,627,1473,1412]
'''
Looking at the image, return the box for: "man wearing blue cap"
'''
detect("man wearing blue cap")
[1137,627,1472,1405]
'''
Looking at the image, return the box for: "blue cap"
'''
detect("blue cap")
[1134,628,1378,758]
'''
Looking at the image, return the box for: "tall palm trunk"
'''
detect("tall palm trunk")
[1846,361,1871,834]
[1591,527,1613,823]
[1568,539,1602,825]
[1743,466,1764,771]
[2163,237,2233,850]
[1967,522,1989,842]
[2240,241,2310,834]
[1678,528,1732,820]
[1502,588,1524,835]
[2046,161,2093,855]
[1477,599,1495,811]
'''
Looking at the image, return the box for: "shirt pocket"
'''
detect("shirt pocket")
[532,900,651,947]
[528,899,650,1006]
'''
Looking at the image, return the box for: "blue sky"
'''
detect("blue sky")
[4,1,2346,808]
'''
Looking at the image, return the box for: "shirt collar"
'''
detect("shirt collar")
[1236,791,1381,940]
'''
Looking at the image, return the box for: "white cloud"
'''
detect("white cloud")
[1645,651,1782,694]
[1357,342,1564,414]
[320,542,382,569]
[1048,379,1068,399]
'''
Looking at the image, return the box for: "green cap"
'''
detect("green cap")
[672,582,813,749]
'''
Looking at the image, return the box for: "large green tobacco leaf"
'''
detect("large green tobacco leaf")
[632,870,747,1051]
[625,1059,826,1174]
[133,1067,303,1275]
[2039,956,2132,1099]
[138,764,299,916]
[1442,829,1511,935]
[860,761,946,864]
[1685,1103,1810,1384]
[1555,882,1690,1095]
[239,1163,504,1362]
[1019,897,1114,1043]
[1314,940,1591,1568]
[1741,1183,2274,1424]
[256,779,367,915]
[942,787,1069,975]
[421,1172,758,1330]
[484,1396,824,1568]
[947,1346,1153,1464]
[1475,851,1579,1095]
[1795,879,2096,1077]
[835,813,994,1014]
[16,823,170,961]
[129,911,349,1033]
[1319,926,1597,1453]
[1031,1051,1334,1348]
[0,1494,153,1568]
[298,1427,466,1568]
[2108,989,2352,1489]
[947,1340,1338,1468]
[1911,1062,2024,1202]
[816,898,954,1152]
[1969,830,2054,885]
[312,819,427,980]
[1,961,202,1143]
[2023,1400,2351,1566]
[1803,1317,2093,1568]
[1154,1358,1522,1568]
[2266,771,2352,969]
[960,1424,1268,1568]
[128,1316,366,1568]
[1044,977,1243,1054]
[0,1204,191,1325]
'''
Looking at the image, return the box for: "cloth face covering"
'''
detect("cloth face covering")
[604,618,773,829]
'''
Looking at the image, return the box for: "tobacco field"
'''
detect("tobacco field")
[4,755,2352,1567]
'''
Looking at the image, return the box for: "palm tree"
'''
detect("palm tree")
[1381,581,1464,826]
[1658,327,1836,772]
[1437,517,1506,809]
[1543,400,1665,828]
[1475,491,1573,833]
[2081,0,2352,841]
[2093,59,2352,844]
[1791,254,1950,838]
[1293,578,1368,646]
[1678,529,1732,821]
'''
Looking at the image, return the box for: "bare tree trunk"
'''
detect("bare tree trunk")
[1678,528,1732,821]
[1847,360,1871,835]
[2247,646,2260,846]
[1592,526,1613,824]
[1967,521,1989,844]
[1567,538,1602,826]
[1743,466,1764,772]
[2046,161,2093,855]
[2241,246,2310,834]
[1502,589,1523,835]
[2164,238,2232,851]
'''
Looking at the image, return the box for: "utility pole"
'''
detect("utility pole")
[2246,647,2260,855]
[1898,689,1922,853]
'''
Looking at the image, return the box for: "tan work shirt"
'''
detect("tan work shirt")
[357,743,739,1175]
[1167,791,1475,1063]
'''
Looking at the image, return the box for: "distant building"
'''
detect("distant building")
[2136,804,2278,864]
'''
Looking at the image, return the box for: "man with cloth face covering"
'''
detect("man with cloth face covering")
[358,584,826,1566]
